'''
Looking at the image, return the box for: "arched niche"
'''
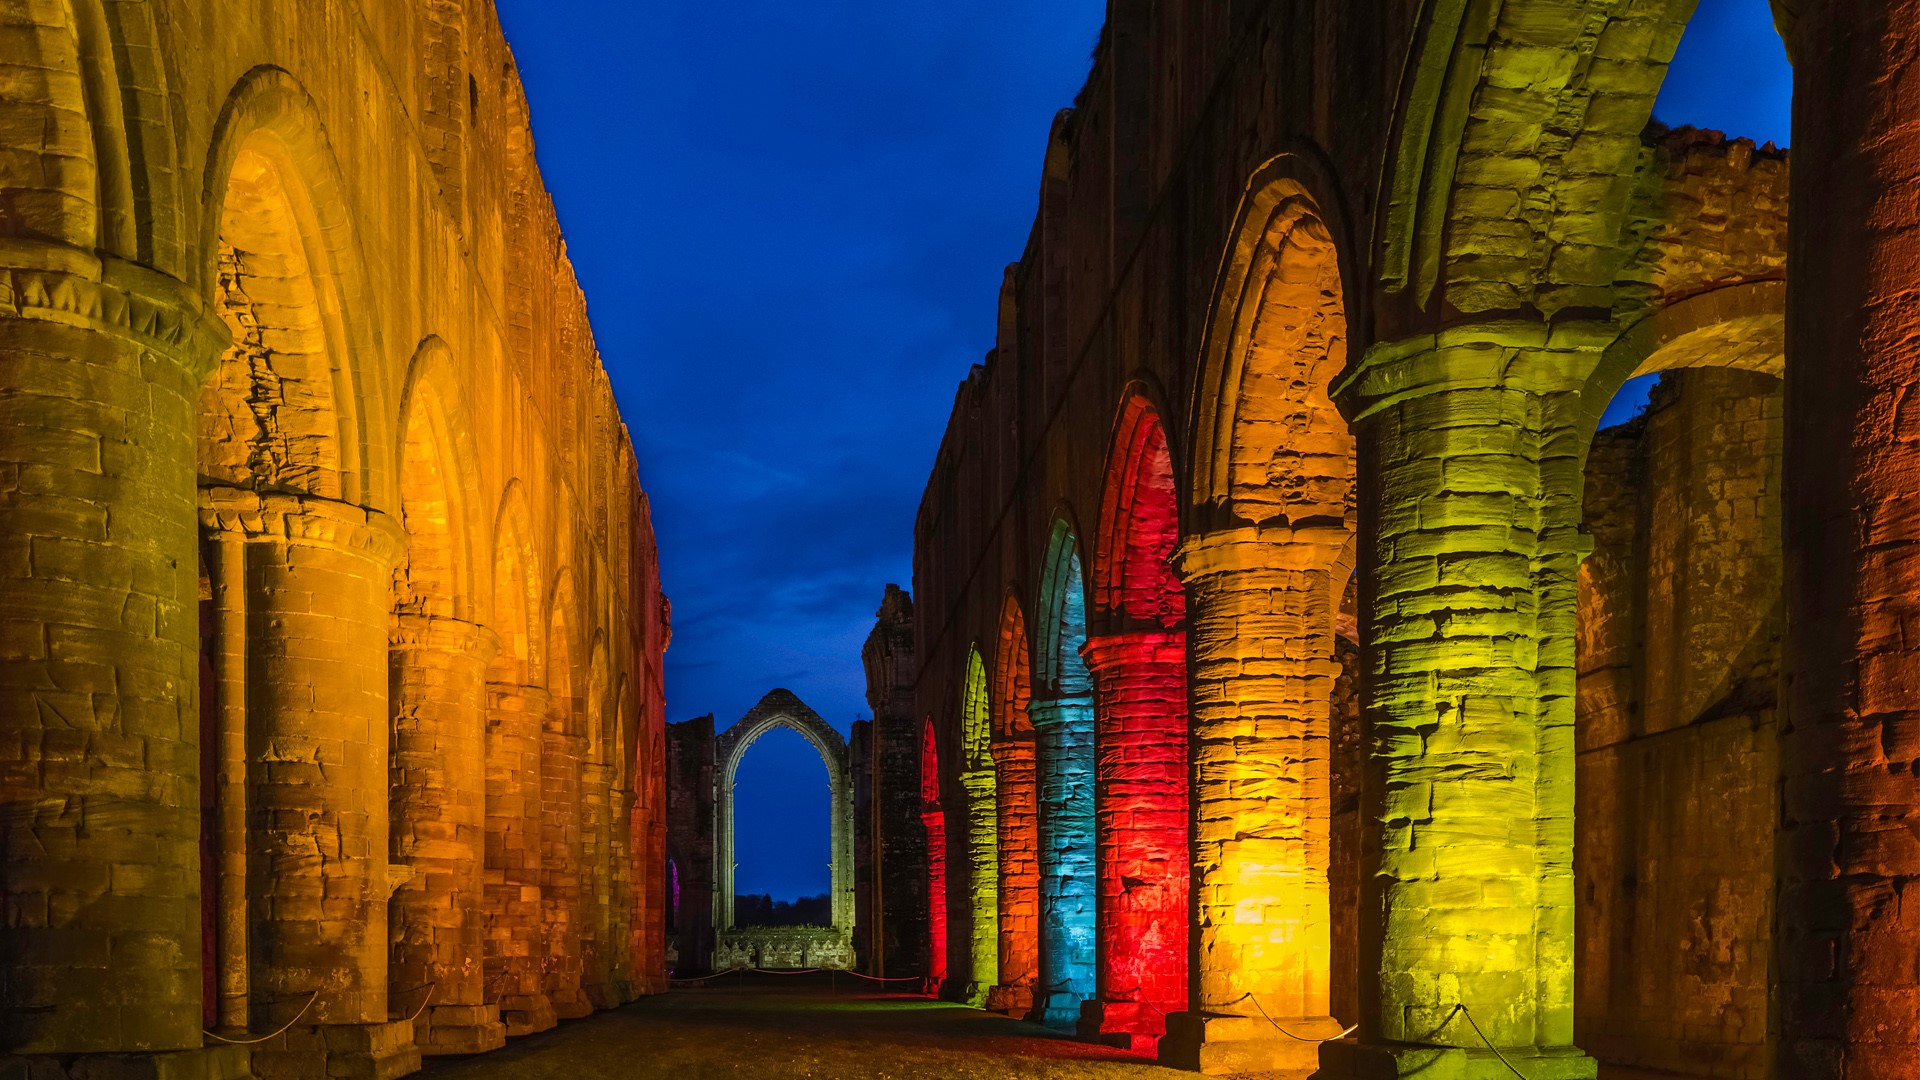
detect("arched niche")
[712,690,854,970]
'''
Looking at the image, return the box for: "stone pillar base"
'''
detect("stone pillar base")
[414,1004,506,1056]
[1076,999,1158,1051]
[250,1021,419,1080]
[1316,1039,1597,1080]
[1159,1012,1342,1076]
[983,984,1033,1018]
[548,987,593,1021]
[0,1046,250,1080]
[497,993,557,1036]
[583,982,619,1011]
[1028,991,1082,1030]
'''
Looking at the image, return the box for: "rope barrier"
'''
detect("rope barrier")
[671,966,927,985]
[1240,992,1359,1043]
[839,970,926,983]
[400,983,437,1026]
[202,991,320,1046]
[1453,1004,1531,1080]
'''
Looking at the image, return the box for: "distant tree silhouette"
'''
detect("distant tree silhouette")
[734,893,832,928]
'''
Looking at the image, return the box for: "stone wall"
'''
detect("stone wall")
[1576,369,1783,1078]
[665,692,857,975]
[665,715,717,975]
[858,585,927,979]
[0,1,669,1077]
[889,3,1815,1077]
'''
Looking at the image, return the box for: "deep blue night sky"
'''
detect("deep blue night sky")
[496,0,1792,901]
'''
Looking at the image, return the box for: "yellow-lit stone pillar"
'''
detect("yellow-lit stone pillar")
[204,529,252,1035]
[960,766,999,1005]
[0,249,231,1064]
[1161,526,1349,1076]
[484,681,556,1035]
[198,485,420,1079]
[388,613,506,1054]
[1317,327,1604,1080]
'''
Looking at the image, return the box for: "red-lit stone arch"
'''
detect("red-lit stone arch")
[1083,392,1188,1052]
[1167,162,1355,1072]
[986,595,1040,1018]
[480,482,553,1033]
[541,567,591,1018]
[920,715,948,992]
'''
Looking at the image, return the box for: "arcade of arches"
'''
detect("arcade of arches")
[4,2,1920,1080]
[873,5,1920,1080]
[0,3,667,1080]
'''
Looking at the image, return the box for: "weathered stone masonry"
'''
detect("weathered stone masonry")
[869,3,1909,1079]
[0,2,670,1078]
[666,691,856,975]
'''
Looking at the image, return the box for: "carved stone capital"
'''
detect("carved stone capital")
[198,485,406,570]
[1079,631,1184,676]
[389,611,500,661]
[0,237,230,379]
[1172,525,1350,584]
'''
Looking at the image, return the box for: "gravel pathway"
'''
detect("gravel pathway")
[420,975,1196,1080]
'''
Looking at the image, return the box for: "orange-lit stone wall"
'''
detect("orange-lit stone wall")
[0,2,669,1078]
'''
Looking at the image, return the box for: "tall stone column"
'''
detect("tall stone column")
[920,803,949,991]
[542,718,590,1018]
[1161,527,1348,1075]
[388,613,505,1054]
[1318,327,1604,1080]
[0,249,233,1067]
[1777,5,1920,1076]
[603,771,634,1001]
[640,815,669,994]
[1077,634,1188,1052]
[958,767,999,1004]
[579,757,616,1008]
[1028,696,1096,1027]
[986,733,1039,1017]
[484,680,555,1035]
[198,486,420,1080]
[204,530,251,1035]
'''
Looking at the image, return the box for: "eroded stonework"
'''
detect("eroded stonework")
[0,2,670,1078]
[667,691,855,975]
[867,4,1918,1080]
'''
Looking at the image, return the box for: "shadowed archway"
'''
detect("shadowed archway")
[714,690,855,970]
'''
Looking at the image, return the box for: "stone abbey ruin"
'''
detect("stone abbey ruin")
[1,1,1916,1079]
[0,1,668,1078]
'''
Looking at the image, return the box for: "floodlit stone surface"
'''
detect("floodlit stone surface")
[878,4,1837,1080]
[668,691,857,974]
[0,1,669,1076]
